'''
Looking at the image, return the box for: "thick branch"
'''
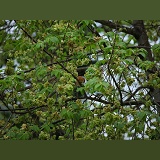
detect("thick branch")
[95,20,135,35]
[132,20,154,61]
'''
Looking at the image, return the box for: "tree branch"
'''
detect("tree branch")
[125,86,151,102]
[95,20,135,36]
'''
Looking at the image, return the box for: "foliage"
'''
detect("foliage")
[0,20,160,140]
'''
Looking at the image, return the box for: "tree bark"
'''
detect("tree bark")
[132,20,160,114]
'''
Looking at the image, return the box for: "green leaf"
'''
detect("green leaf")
[36,67,47,79]
[19,132,30,140]
[76,87,85,94]
[138,60,155,70]
[104,45,112,53]
[116,42,126,49]
[66,111,73,119]
[124,58,134,65]
[105,31,115,38]
[136,111,146,121]
[152,44,160,50]
[114,121,125,130]
[139,52,146,58]
[35,41,44,49]
[60,108,68,119]
[73,113,81,122]
[30,125,40,133]
[83,20,91,26]
[41,124,50,133]
[51,69,62,78]
[50,36,59,43]
[98,39,107,45]
[94,83,101,90]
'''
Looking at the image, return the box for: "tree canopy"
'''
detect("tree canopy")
[0,20,160,140]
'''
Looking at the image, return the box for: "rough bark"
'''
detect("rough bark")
[132,20,160,114]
